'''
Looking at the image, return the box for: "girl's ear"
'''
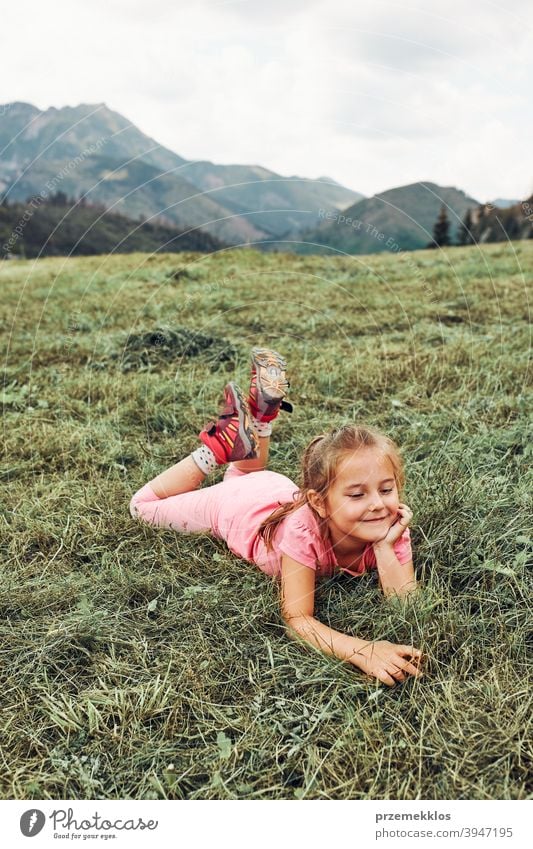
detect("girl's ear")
[307,489,327,519]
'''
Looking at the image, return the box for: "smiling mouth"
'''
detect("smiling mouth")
[364,517,388,522]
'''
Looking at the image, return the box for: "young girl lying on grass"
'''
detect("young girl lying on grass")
[129,348,423,687]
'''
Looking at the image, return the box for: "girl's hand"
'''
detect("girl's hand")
[376,502,413,548]
[349,640,423,687]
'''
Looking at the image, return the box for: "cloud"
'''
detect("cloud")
[0,0,531,201]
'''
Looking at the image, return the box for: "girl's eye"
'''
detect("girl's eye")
[349,488,393,499]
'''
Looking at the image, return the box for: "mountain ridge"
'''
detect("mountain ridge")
[0,101,363,245]
[292,181,480,255]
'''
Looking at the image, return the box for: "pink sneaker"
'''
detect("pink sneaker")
[199,382,259,464]
[248,347,293,423]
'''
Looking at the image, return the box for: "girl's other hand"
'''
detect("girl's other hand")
[376,502,413,548]
[349,640,423,687]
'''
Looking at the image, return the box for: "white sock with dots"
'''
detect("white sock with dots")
[190,444,218,475]
[253,418,272,437]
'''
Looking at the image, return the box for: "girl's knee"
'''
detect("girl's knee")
[129,495,140,520]
[129,482,161,521]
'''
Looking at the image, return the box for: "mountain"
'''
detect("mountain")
[0,102,363,245]
[0,193,222,259]
[181,161,364,239]
[2,148,259,246]
[292,182,480,255]
[488,198,521,209]
[0,101,188,175]
[0,102,262,245]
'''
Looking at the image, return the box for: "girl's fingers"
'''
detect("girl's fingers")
[378,671,397,687]
[399,646,422,658]
[396,649,424,676]
[396,507,412,526]
[388,666,406,681]
[399,660,423,677]
[367,667,396,686]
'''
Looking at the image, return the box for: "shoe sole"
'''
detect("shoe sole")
[226,382,259,460]
[250,347,289,402]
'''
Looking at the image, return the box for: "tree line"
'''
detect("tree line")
[0,193,223,258]
[429,196,533,248]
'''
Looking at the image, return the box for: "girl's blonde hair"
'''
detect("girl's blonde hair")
[257,423,405,552]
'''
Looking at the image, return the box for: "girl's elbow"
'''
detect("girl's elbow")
[282,612,315,639]
[383,581,419,602]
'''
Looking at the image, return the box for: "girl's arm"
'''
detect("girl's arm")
[281,554,369,661]
[373,546,417,598]
[280,554,423,685]
[373,503,418,598]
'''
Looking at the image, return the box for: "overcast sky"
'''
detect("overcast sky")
[2,0,532,202]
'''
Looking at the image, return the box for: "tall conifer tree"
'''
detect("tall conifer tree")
[430,204,451,247]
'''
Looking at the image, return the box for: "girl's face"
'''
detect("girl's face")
[310,448,401,554]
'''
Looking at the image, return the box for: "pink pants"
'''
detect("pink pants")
[129,464,299,576]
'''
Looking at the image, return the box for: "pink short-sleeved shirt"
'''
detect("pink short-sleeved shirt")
[132,468,413,579]
[215,471,412,578]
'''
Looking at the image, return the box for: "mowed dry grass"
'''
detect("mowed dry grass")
[1,241,531,799]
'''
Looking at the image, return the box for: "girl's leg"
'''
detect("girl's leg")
[231,347,291,473]
[148,455,205,498]
[129,474,219,533]
[231,434,270,473]
[130,381,256,526]
[147,432,269,499]
[144,380,257,499]
[130,346,292,521]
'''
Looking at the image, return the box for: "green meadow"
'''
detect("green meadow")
[1,242,531,800]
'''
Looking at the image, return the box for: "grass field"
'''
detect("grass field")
[1,241,531,800]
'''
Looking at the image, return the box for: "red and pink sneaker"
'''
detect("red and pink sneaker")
[248,347,293,423]
[199,382,259,464]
